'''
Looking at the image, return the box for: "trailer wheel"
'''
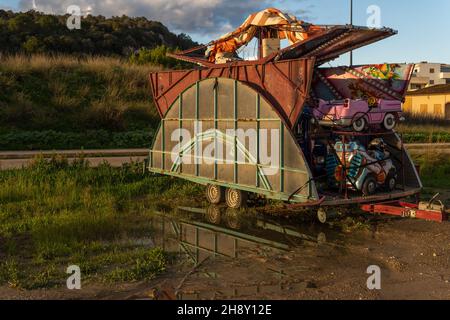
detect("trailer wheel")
[225,208,241,230]
[383,113,396,131]
[385,169,397,191]
[362,175,377,196]
[225,188,247,209]
[317,208,327,224]
[206,205,222,224]
[206,184,224,204]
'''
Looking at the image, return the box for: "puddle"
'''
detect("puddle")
[145,205,350,300]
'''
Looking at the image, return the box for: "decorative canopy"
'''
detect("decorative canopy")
[204,8,324,63]
[168,8,397,67]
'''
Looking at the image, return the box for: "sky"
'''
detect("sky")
[1,0,449,65]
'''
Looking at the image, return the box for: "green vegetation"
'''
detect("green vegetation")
[411,151,450,189]
[0,55,160,132]
[130,46,192,69]
[397,113,450,143]
[401,132,450,144]
[0,157,203,289]
[0,55,161,150]
[0,10,196,56]
[0,130,153,151]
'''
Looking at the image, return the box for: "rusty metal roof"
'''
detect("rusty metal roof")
[274,25,397,65]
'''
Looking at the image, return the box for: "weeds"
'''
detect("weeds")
[0,54,160,134]
[412,151,450,189]
[0,157,203,289]
[397,113,450,143]
[104,248,166,282]
[0,130,154,151]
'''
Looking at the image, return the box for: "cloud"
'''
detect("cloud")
[19,0,312,38]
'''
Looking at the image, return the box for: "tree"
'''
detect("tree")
[8,13,33,32]
[0,9,198,56]
[22,36,43,54]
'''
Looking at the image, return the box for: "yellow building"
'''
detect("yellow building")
[403,84,450,119]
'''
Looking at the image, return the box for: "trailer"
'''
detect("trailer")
[146,8,445,221]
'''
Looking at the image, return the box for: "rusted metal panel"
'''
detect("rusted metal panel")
[150,58,316,128]
[276,26,396,64]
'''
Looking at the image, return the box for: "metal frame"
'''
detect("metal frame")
[149,77,318,204]
[149,166,313,203]
[361,201,447,223]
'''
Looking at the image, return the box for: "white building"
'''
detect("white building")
[408,62,450,90]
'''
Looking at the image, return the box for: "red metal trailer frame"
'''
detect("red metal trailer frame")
[360,201,447,223]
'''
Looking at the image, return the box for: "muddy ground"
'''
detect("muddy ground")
[1,202,449,300]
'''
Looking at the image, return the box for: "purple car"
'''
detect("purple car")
[313,99,404,132]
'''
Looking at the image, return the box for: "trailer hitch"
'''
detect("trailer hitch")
[360,194,448,223]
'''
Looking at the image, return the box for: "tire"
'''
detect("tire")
[385,169,397,191]
[225,188,247,209]
[352,115,367,132]
[206,184,224,204]
[205,205,222,224]
[317,208,327,224]
[362,175,377,196]
[225,208,241,230]
[383,113,396,131]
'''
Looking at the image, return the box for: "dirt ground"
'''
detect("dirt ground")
[1,206,449,300]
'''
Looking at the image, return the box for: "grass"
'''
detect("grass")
[397,124,450,143]
[0,156,203,289]
[0,54,161,150]
[411,151,450,189]
[0,130,153,150]
[397,113,450,143]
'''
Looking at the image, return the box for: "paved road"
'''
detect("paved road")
[405,143,450,149]
[0,144,449,170]
[0,149,148,170]
[0,148,148,160]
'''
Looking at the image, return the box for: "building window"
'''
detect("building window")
[430,68,435,73]
[429,80,435,85]
[434,104,443,116]
[420,104,428,114]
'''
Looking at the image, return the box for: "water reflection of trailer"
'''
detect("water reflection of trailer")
[151,208,331,299]
[152,207,331,264]
[145,23,445,222]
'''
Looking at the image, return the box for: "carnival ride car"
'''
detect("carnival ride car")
[313,98,404,132]
[326,138,397,195]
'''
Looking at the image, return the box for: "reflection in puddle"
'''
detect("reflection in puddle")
[149,205,346,300]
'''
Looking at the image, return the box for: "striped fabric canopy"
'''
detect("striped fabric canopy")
[206,8,324,62]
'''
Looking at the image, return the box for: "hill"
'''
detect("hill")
[0,55,161,150]
[0,10,197,56]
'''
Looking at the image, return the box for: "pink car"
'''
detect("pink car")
[313,99,404,132]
